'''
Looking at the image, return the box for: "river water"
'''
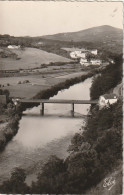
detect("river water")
[0,77,92,185]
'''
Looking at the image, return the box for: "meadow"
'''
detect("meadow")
[0,47,71,70]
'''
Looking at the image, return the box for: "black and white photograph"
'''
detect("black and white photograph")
[0,1,123,194]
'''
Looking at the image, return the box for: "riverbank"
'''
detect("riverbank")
[0,103,22,151]
[0,62,102,99]
[0,76,93,186]
[0,68,98,152]
[0,71,88,99]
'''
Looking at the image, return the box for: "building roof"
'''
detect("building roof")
[102,93,117,99]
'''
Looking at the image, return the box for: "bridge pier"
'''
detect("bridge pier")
[40,103,44,116]
[71,103,74,117]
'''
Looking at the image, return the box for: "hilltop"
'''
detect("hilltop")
[42,25,122,43]
[0,25,123,56]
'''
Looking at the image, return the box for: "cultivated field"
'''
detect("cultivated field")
[0,71,89,98]
[0,47,71,70]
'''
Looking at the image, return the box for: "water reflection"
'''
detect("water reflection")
[0,77,92,184]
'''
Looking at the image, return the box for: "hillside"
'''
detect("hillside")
[42,25,123,43]
[0,47,71,70]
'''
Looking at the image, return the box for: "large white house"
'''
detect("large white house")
[70,51,87,59]
[76,52,86,59]
[70,51,81,59]
[99,94,118,109]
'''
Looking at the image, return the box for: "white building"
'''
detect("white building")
[91,59,101,65]
[8,45,20,49]
[77,52,86,58]
[80,58,90,66]
[99,94,118,109]
[90,49,97,55]
[70,50,87,59]
[70,51,77,59]
[70,51,81,59]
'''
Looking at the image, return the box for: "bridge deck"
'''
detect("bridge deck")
[20,99,98,104]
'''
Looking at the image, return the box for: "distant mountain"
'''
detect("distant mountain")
[42,25,123,44]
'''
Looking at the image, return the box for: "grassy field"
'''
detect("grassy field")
[0,71,89,99]
[0,47,72,70]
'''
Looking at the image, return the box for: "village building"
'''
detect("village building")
[70,48,98,61]
[70,50,87,59]
[12,98,20,106]
[70,51,81,59]
[70,51,78,59]
[8,45,20,49]
[90,59,101,65]
[80,58,90,66]
[76,52,86,58]
[99,93,118,109]
[90,49,97,55]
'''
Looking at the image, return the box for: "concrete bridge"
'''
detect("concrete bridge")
[19,99,98,117]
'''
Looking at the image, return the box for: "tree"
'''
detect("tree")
[0,168,30,193]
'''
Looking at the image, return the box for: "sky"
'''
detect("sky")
[0,1,123,37]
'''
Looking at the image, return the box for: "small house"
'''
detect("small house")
[90,49,97,55]
[99,94,118,109]
[12,98,20,106]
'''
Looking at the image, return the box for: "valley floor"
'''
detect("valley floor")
[0,67,90,99]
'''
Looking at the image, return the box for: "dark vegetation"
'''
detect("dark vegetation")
[0,89,22,150]
[0,54,122,194]
[90,55,123,99]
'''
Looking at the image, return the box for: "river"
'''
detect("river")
[0,77,92,185]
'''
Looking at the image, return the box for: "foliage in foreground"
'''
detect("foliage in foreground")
[0,88,22,150]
